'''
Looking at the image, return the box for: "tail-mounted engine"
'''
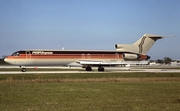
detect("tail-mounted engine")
[122,53,150,60]
[122,53,140,60]
[115,44,120,49]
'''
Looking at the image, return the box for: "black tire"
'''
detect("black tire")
[86,67,92,71]
[21,68,26,72]
[98,67,104,72]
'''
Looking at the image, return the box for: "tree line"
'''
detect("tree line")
[149,57,172,64]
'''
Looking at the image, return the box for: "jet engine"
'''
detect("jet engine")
[122,53,140,60]
[115,44,120,49]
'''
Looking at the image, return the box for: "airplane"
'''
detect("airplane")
[4,34,164,72]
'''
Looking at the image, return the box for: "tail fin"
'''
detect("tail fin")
[133,34,164,54]
[115,34,164,54]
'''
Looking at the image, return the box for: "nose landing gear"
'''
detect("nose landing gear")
[21,68,26,72]
[20,66,26,72]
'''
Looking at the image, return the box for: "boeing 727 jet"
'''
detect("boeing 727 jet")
[4,34,164,72]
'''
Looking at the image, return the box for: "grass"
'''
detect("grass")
[0,82,180,111]
[0,72,180,111]
[0,72,180,81]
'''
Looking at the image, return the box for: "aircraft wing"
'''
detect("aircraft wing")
[76,60,148,67]
[76,60,112,66]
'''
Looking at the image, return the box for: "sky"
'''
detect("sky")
[0,0,180,60]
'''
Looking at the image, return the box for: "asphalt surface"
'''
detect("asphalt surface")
[0,65,180,74]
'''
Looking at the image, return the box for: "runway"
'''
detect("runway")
[1,68,180,74]
[1,65,180,74]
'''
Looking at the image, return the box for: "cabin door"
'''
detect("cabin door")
[87,54,91,59]
[26,51,31,59]
[81,54,85,59]
[115,53,119,60]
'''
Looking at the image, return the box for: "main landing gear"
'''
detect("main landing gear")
[98,66,104,72]
[85,66,105,72]
[86,66,92,71]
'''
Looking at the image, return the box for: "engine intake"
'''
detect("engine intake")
[115,44,119,49]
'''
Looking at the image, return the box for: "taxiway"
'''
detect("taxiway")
[0,65,180,74]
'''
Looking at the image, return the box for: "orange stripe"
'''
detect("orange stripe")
[7,54,148,60]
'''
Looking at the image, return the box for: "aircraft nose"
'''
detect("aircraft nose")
[4,57,10,63]
[4,57,13,64]
[4,58,8,62]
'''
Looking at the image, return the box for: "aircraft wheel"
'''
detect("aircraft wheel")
[21,68,26,72]
[98,67,104,72]
[86,67,92,71]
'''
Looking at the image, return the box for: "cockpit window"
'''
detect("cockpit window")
[11,52,20,56]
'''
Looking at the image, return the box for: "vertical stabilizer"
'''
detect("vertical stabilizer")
[133,34,164,54]
[115,34,164,54]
